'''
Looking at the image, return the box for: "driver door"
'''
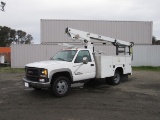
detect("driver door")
[72,50,95,81]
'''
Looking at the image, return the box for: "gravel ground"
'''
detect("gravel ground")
[0,70,160,120]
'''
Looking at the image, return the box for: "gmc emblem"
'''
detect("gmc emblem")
[27,71,33,74]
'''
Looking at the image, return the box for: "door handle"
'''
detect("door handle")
[91,64,94,66]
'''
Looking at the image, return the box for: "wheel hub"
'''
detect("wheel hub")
[56,80,68,94]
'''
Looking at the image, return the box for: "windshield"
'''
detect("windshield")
[51,50,77,62]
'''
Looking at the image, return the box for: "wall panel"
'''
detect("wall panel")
[11,44,160,68]
[41,20,152,44]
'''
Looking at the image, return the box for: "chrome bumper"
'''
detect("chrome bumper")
[22,77,50,88]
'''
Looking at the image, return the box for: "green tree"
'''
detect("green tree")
[152,36,157,45]
[0,26,13,47]
[0,26,33,47]
[16,30,26,44]
[155,40,160,45]
[25,34,33,44]
[10,29,16,43]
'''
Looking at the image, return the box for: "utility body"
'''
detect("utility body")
[23,28,134,97]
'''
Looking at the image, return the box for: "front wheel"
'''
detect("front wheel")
[51,76,71,97]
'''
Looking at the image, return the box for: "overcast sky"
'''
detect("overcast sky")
[0,0,160,44]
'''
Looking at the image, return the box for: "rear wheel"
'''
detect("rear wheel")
[111,71,121,85]
[51,76,71,97]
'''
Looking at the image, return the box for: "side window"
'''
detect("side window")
[74,50,92,63]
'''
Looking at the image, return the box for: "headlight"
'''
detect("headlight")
[40,69,48,77]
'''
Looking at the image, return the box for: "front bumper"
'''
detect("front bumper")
[22,77,50,88]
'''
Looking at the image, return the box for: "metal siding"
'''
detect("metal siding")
[132,45,160,66]
[41,20,152,44]
[11,44,160,68]
[46,45,64,59]
[11,45,47,68]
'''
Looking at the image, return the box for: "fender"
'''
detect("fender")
[49,68,73,82]
[114,66,124,74]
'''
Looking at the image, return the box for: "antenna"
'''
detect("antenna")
[0,1,6,11]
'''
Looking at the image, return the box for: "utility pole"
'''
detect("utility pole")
[0,1,6,11]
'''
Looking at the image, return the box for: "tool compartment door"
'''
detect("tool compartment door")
[95,55,114,78]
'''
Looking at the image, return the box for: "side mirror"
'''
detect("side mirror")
[82,57,88,64]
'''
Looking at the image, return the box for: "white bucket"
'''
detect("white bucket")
[0,55,5,63]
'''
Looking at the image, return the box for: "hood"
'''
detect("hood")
[26,60,69,68]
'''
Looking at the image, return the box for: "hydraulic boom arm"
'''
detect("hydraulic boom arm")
[65,27,134,55]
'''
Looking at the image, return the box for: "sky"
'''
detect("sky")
[0,0,160,44]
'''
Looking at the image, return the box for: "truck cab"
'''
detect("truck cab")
[23,48,96,97]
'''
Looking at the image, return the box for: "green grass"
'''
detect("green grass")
[0,67,24,73]
[133,66,160,71]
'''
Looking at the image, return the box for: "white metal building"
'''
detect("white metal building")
[11,44,160,68]
[41,19,152,44]
[11,19,160,68]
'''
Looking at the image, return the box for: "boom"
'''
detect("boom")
[65,27,134,55]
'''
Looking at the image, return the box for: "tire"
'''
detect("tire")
[111,70,121,85]
[51,76,71,97]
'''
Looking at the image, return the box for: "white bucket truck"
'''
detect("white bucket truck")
[23,28,134,97]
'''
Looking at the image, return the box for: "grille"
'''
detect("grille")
[26,67,40,82]
[25,67,49,82]
[26,67,39,76]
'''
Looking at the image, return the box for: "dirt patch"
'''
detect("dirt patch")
[0,71,160,120]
